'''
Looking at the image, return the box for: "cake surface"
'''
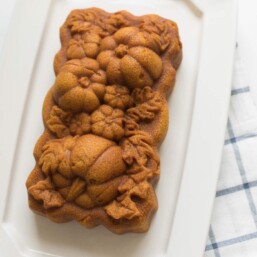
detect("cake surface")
[26,7,182,234]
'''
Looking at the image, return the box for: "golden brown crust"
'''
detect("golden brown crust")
[26,7,182,234]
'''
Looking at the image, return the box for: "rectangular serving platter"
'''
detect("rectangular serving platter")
[0,0,237,256]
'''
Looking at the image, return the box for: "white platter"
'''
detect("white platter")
[0,0,237,256]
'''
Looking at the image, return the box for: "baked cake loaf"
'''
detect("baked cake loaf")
[26,7,182,234]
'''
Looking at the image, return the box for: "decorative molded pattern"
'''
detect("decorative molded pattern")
[26,7,182,234]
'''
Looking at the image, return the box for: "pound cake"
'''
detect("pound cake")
[26,7,182,234]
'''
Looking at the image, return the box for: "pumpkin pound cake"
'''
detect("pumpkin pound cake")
[26,8,182,234]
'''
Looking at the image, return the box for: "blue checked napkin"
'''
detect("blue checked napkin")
[204,47,257,257]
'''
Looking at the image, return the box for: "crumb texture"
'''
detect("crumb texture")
[26,7,182,234]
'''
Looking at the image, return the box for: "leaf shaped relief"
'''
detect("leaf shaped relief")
[126,87,162,122]
[66,177,87,201]
[104,180,150,220]
[67,10,129,38]
[46,106,91,137]
[67,11,104,35]
[47,105,72,138]
[106,13,129,34]
[121,130,159,167]
[139,16,177,52]
[28,177,65,209]
[39,137,76,178]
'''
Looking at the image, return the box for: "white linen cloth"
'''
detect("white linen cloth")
[204,48,257,257]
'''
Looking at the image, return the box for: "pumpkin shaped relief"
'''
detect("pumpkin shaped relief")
[67,32,101,59]
[97,27,163,89]
[52,58,106,113]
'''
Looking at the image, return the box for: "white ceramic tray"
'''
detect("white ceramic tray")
[0,0,237,256]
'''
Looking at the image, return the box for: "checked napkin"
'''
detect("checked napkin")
[204,48,257,257]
